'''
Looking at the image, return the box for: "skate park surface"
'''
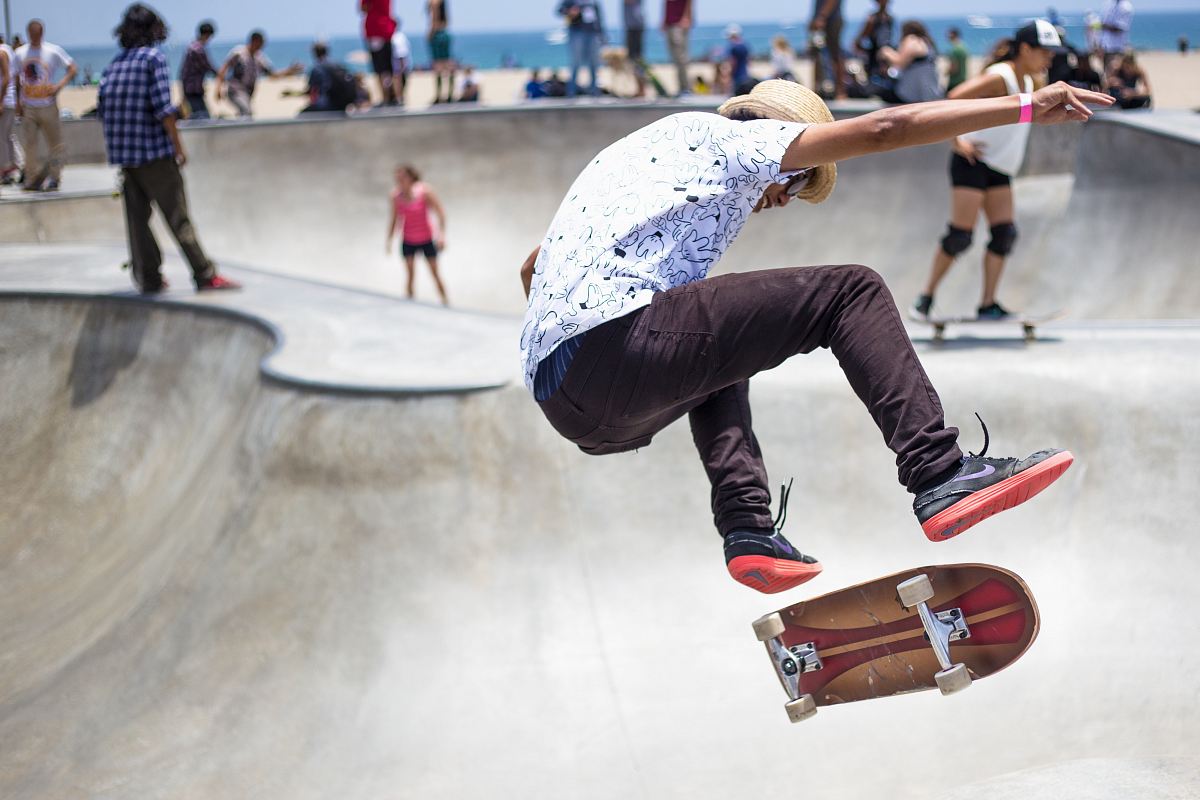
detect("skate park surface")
[2,102,1199,799]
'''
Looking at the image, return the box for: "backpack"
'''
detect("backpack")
[326,63,358,110]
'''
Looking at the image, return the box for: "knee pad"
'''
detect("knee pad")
[987,222,1018,256]
[940,225,973,257]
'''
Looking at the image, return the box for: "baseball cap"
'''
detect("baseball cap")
[1015,19,1065,52]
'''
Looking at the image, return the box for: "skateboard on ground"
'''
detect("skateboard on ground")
[751,563,1039,722]
[908,309,1065,343]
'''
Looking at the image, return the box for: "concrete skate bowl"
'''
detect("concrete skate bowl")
[3,294,1200,798]
[161,104,1200,318]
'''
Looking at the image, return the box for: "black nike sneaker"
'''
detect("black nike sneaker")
[914,417,1073,541]
[724,481,822,593]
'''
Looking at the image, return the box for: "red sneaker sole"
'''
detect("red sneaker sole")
[922,450,1075,541]
[728,555,823,594]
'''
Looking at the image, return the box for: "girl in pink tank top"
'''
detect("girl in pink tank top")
[387,164,449,304]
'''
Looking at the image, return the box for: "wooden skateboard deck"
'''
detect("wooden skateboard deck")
[751,563,1039,722]
[908,309,1066,343]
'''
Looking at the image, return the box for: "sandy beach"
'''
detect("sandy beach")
[56,50,1200,122]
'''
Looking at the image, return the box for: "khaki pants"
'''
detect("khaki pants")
[121,157,216,291]
[19,101,65,186]
[0,106,17,170]
[665,26,690,96]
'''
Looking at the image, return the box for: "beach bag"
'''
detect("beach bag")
[327,64,358,110]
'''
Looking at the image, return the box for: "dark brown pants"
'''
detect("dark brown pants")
[121,157,215,290]
[538,265,964,535]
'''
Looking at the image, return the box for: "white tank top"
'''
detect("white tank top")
[965,62,1034,177]
[0,44,15,108]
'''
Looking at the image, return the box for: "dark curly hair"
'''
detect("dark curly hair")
[114,4,168,49]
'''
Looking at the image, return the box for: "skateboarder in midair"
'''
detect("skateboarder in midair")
[520,79,1111,594]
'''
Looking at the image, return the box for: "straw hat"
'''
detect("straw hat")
[718,79,837,204]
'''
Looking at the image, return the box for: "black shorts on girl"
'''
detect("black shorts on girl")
[949,152,1011,190]
[402,240,438,258]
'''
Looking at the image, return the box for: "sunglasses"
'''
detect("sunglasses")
[785,167,816,197]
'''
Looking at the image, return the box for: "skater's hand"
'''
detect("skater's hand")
[952,136,983,164]
[175,149,188,168]
[1031,81,1114,124]
[437,236,446,251]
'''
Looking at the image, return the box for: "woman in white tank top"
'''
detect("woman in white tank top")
[913,20,1062,320]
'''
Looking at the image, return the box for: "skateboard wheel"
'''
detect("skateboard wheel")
[935,663,972,695]
[896,574,935,608]
[785,694,817,723]
[752,612,786,642]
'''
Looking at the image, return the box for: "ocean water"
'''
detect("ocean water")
[65,11,1200,84]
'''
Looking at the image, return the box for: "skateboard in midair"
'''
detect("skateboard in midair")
[751,563,1039,722]
[908,309,1067,343]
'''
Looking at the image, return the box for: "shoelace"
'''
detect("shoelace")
[969,412,990,458]
[772,478,794,533]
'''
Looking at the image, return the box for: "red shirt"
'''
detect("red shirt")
[663,0,690,26]
[361,0,397,39]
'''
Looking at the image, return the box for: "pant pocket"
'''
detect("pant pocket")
[620,328,716,419]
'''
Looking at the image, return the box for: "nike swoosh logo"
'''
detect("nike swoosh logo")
[776,539,794,556]
[952,464,996,482]
[745,570,768,585]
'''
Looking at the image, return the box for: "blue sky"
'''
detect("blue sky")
[8,0,1197,47]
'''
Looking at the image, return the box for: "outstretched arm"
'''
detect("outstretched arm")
[781,82,1114,171]
[520,246,540,299]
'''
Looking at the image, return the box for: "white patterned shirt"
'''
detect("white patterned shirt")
[521,111,808,392]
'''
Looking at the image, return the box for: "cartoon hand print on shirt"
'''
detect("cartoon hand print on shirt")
[635,230,667,261]
[681,116,710,151]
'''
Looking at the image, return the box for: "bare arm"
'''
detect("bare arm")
[0,51,8,101]
[947,70,1006,100]
[781,82,1114,171]
[386,197,398,252]
[520,246,540,299]
[59,61,79,92]
[811,0,840,30]
[162,115,186,166]
[426,190,447,247]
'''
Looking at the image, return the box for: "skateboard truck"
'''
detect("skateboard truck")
[752,614,821,722]
[896,574,973,695]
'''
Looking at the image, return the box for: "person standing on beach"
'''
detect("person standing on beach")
[809,0,847,100]
[179,21,217,120]
[519,77,1108,593]
[12,20,77,191]
[558,1,605,98]
[946,27,969,92]
[855,0,894,87]
[391,18,412,106]
[0,36,18,185]
[98,4,240,295]
[215,31,301,119]
[624,0,648,98]
[387,165,449,304]
[913,20,1062,322]
[427,0,455,104]
[360,0,397,106]
[662,0,693,97]
[1099,0,1134,68]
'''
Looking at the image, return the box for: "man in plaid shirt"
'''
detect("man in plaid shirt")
[98,4,239,294]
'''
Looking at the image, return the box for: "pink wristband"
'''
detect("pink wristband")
[1018,93,1033,124]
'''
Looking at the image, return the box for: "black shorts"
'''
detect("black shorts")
[370,41,395,74]
[949,153,1011,190]
[402,240,438,259]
